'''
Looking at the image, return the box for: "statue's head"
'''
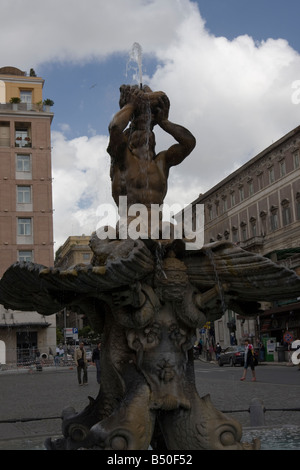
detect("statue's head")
[119,84,153,109]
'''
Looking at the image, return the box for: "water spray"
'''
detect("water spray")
[128,42,143,89]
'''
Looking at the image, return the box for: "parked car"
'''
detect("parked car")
[218,346,245,366]
[218,345,258,367]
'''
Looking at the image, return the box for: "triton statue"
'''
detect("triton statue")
[1,85,300,450]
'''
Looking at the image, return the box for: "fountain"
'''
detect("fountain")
[1,76,300,451]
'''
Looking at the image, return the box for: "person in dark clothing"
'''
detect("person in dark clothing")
[75,342,88,385]
[92,342,101,384]
[240,339,256,381]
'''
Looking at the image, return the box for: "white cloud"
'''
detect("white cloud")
[0,0,196,69]
[51,131,113,249]
[148,14,300,204]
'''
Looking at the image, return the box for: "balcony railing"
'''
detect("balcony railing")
[0,102,53,113]
[15,137,31,148]
[240,235,264,250]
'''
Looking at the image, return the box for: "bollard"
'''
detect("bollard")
[249,398,265,427]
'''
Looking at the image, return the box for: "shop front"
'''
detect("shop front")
[259,301,300,361]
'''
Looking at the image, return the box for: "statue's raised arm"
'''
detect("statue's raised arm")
[153,93,196,168]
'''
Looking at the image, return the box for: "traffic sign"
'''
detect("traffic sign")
[283,331,294,344]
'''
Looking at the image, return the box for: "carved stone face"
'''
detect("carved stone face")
[156,254,189,301]
[126,304,193,411]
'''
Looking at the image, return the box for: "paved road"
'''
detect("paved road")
[0,360,299,449]
[194,360,300,427]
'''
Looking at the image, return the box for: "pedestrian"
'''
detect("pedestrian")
[240,339,256,381]
[54,352,60,367]
[92,342,101,384]
[216,343,222,360]
[75,342,88,386]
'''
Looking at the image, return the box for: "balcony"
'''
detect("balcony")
[15,136,31,148]
[0,102,53,113]
[240,235,264,250]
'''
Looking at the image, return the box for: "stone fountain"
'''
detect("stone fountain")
[1,84,300,451]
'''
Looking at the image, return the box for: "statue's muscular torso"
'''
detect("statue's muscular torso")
[111,145,168,208]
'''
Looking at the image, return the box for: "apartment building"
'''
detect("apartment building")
[0,66,56,364]
[190,125,300,352]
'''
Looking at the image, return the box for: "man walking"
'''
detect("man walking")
[75,342,88,386]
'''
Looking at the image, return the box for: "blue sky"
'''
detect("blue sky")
[2,0,300,249]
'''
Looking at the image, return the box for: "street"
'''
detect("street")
[195,359,300,386]
[194,360,300,426]
[0,360,299,450]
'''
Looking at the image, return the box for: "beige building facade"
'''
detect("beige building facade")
[55,236,93,336]
[55,235,93,269]
[190,125,300,354]
[0,66,56,364]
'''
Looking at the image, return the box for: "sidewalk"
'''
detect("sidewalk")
[199,356,296,366]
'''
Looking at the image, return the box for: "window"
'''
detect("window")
[269,167,275,184]
[270,207,278,231]
[18,250,33,262]
[257,172,263,191]
[215,202,219,216]
[248,180,254,196]
[20,90,32,104]
[17,186,31,204]
[0,121,10,147]
[231,192,236,206]
[260,210,267,236]
[20,90,33,110]
[281,200,292,226]
[16,154,32,179]
[222,197,228,212]
[294,151,299,169]
[279,160,286,177]
[240,223,247,241]
[15,123,31,148]
[232,228,238,243]
[282,206,291,226]
[16,154,31,172]
[270,213,278,231]
[17,218,32,236]
[239,186,244,202]
[250,217,257,237]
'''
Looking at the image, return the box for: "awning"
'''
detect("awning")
[265,247,300,260]
[0,322,51,329]
[260,301,300,316]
